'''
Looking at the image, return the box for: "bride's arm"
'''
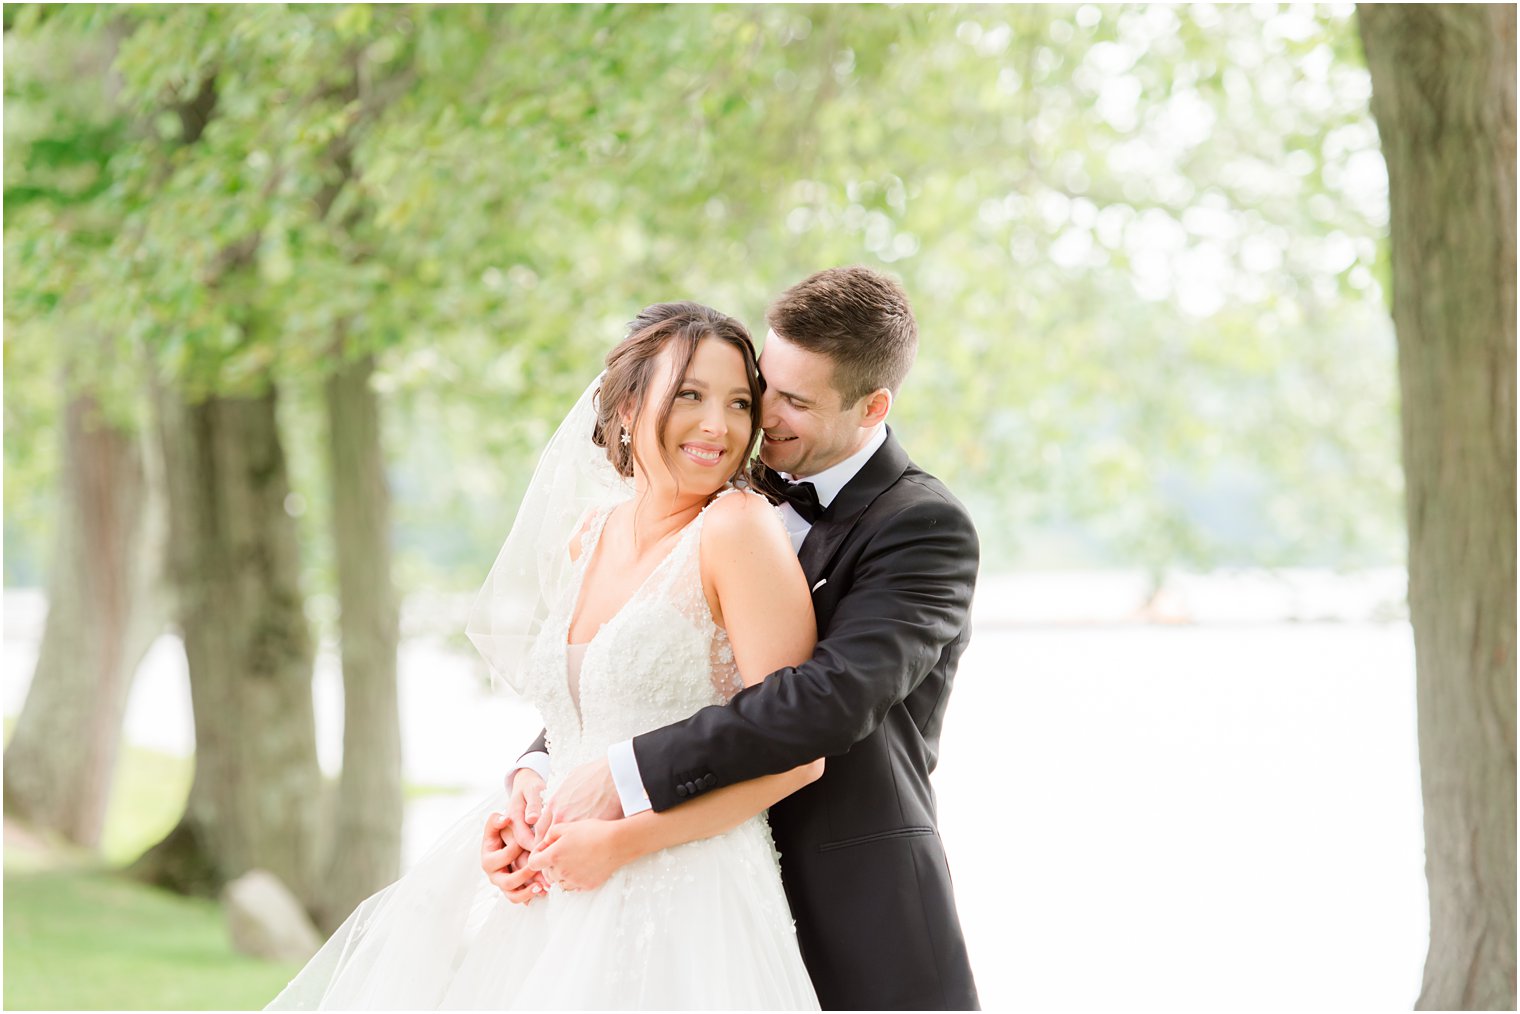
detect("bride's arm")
[703,489,818,682]
[530,491,822,890]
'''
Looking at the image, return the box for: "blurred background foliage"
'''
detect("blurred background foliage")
[4,2,1399,615]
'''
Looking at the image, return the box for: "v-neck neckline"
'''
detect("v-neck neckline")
[560,501,703,734]
[564,501,702,650]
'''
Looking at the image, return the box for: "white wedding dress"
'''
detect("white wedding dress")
[269,490,820,1010]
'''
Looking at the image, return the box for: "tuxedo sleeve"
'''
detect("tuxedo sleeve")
[630,490,978,812]
[512,750,552,787]
[508,729,549,783]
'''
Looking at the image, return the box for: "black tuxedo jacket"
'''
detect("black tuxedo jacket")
[524,430,980,1010]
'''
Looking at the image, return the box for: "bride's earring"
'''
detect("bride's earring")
[620,429,631,447]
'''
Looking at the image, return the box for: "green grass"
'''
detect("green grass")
[3,722,292,1008]
[4,868,301,1010]
[4,716,194,866]
[99,741,194,866]
[3,729,279,1010]
[3,715,466,1009]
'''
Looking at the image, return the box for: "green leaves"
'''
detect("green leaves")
[5,3,1402,585]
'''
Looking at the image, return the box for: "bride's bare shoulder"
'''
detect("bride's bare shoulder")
[700,488,790,568]
[703,487,784,537]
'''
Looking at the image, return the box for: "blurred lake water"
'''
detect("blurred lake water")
[4,569,1425,1011]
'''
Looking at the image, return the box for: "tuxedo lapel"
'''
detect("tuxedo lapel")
[798,427,912,584]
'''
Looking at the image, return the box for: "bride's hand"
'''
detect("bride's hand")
[527,819,633,893]
[481,812,549,903]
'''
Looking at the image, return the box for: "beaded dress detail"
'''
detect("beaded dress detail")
[528,493,745,779]
[269,488,818,1010]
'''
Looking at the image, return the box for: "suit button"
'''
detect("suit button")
[675,783,689,798]
[702,773,718,789]
[685,781,698,795]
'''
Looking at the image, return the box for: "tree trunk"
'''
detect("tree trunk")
[130,384,324,903]
[1358,6,1517,1009]
[4,392,165,847]
[316,350,403,932]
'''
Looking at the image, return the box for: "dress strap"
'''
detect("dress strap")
[571,503,617,576]
[698,483,741,514]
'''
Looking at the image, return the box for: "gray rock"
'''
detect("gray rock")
[222,869,322,963]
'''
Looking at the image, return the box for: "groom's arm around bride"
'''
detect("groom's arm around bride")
[495,267,981,1010]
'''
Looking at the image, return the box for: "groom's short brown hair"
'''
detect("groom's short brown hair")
[766,266,918,406]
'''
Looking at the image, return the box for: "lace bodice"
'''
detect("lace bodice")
[522,488,751,779]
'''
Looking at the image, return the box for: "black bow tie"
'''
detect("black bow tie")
[751,463,825,523]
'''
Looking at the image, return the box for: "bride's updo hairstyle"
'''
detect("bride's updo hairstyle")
[593,301,765,489]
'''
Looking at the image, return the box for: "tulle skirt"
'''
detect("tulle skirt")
[266,791,820,1010]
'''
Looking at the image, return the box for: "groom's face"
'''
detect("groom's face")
[757,330,873,479]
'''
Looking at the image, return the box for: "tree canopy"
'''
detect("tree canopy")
[4,3,1400,592]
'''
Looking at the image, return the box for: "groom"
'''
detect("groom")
[486,266,980,1010]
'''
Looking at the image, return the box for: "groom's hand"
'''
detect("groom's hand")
[529,819,630,893]
[534,757,622,847]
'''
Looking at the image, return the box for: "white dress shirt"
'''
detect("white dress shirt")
[514,426,889,814]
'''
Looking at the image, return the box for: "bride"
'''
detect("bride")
[268,302,823,1010]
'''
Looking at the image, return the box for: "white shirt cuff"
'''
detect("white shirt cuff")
[608,739,653,816]
[509,751,552,791]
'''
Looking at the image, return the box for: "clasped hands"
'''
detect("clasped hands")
[480,757,627,901]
